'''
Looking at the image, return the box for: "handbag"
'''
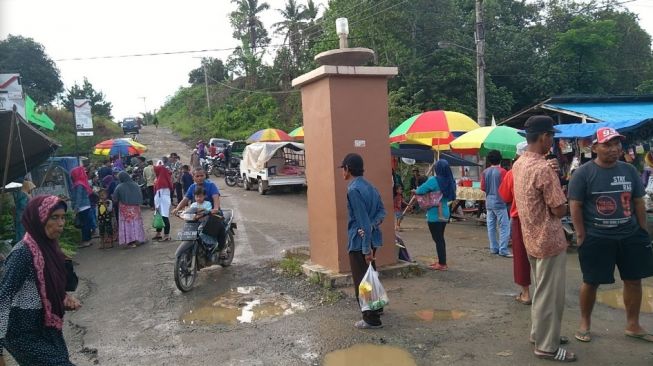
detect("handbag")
[415,191,443,210]
[152,210,164,229]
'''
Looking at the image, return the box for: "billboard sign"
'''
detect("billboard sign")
[0,73,26,120]
[74,98,93,136]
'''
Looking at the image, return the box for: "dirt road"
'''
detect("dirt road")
[55,126,653,365]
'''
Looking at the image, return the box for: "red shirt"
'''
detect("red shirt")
[209,146,217,157]
[498,169,518,218]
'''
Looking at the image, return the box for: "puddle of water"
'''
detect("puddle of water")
[180,286,304,325]
[597,286,653,313]
[415,309,467,321]
[323,344,416,366]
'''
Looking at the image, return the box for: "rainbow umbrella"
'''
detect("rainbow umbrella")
[450,125,525,159]
[247,128,292,143]
[93,138,147,156]
[389,111,480,150]
[289,126,304,140]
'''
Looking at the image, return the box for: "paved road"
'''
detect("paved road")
[54,126,653,365]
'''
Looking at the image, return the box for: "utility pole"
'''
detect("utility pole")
[202,61,212,122]
[475,0,486,126]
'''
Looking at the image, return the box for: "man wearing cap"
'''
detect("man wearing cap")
[512,116,576,362]
[568,127,653,344]
[499,141,532,305]
[340,153,386,329]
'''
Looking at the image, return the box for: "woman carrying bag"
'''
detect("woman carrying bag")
[153,164,173,241]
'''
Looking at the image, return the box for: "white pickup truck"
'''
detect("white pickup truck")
[240,142,306,195]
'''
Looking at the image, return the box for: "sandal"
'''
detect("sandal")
[162,236,172,241]
[152,235,163,241]
[429,263,448,271]
[515,295,532,305]
[625,330,653,342]
[534,348,577,362]
[574,330,591,342]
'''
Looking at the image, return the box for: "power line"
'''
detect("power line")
[206,74,298,95]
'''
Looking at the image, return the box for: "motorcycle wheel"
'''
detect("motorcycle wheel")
[225,175,237,187]
[236,177,244,188]
[212,166,220,177]
[219,232,235,267]
[174,246,197,292]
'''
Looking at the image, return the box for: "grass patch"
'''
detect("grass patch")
[279,256,303,277]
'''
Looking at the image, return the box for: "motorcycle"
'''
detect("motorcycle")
[173,209,237,292]
[205,156,227,177]
[224,167,244,187]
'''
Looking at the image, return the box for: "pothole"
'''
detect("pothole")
[180,286,305,325]
[415,309,467,321]
[597,286,653,313]
[323,344,416,366]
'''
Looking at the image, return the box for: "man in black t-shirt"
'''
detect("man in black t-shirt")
[569,127,653,343]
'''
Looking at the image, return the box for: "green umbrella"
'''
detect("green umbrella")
[449,125,525,159]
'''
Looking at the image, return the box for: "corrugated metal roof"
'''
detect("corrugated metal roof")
[545,102,653,122]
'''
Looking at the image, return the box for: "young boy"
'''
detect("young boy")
[187,187,217,248]
[97,189,113,249]
[181,164,193,194]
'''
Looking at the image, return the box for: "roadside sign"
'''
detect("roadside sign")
[77,131,94,136]
[0,74,26,120]
[74,98,93,136]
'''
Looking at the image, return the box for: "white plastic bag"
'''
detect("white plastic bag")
[358,264,389,312]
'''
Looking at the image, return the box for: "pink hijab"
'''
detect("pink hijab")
[71,166,93,194]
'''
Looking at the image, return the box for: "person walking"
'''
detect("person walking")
[0,195,81,365]
[481,150,512,257]
[143,160,156,209]
[415,159,457,271]
[153,164,173,241]
[340,153,386,329]
[568,127,653,343]
[190,149,201,170]
[169,153,183,205]
[498,142,531,304]
[112,172,147,248]
[512,115,576,362]
[71,166,94,248]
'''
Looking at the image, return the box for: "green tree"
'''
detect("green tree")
[0,35,63,104]
[188,57,228,86]
[274,0,305,73]
[60,77,113,118]
[229,0,271,86]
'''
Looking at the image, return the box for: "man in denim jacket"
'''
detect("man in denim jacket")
[341,153,386,329]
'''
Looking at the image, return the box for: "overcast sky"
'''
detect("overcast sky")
[0,0,651,121]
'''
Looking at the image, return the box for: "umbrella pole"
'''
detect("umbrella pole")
[0,107,17,214]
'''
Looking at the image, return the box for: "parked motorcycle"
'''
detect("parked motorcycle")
[205,156,227,177]
[224,167,244,187]
[173,209,236,292]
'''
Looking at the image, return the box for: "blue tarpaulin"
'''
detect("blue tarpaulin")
[547,102,653,123]
[390,148,480,166]
[554,119,651,139]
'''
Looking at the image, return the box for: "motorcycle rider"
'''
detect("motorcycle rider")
[172,166,227,258]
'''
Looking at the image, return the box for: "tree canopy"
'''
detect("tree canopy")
[60,77,113,118]
[0,35,64,105]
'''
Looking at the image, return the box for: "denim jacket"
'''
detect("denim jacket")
[71,185,91,212]
[346,177,386,255]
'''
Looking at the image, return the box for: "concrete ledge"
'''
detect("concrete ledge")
[292,65,399,88]
[301,260,418,288]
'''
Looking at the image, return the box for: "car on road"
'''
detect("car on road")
[122,117,140,135]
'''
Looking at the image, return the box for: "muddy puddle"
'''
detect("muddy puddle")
[323,344,416,366]
[415,309,467,321]
[180,286,305,325]
[597,286,653,313]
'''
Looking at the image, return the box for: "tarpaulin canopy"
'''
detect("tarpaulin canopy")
[390,148,480,166]
[242,142,304,172]
[0,110,60,184]
[25,94,56,130]
[554,118,651,139]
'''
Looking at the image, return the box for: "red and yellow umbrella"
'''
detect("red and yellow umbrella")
[289,126,304,140]
[389,111,480,150]
[93,138,147,156]
[247,128,292,143]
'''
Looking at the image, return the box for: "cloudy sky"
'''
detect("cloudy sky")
[0,0,651,120]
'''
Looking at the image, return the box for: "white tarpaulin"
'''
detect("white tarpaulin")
[242,142,304,172]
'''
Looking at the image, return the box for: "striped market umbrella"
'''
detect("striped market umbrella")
[289,126,304,140]
[450,125,525,159]
[93,138,147,156]
[246,128,292,143]
[389,111,480,150]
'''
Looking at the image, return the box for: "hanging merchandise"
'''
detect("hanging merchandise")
[636,144,645,154]
[559,139,573,154]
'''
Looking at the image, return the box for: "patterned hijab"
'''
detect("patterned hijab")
[22,195,68,330]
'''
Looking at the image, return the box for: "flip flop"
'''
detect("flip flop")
[625,331,653,342]
[574,330,591,342]
[515,295,532,305]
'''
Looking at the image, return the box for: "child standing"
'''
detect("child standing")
[97,189,114,249]
[181,164,193,194]
[393,184,408,231]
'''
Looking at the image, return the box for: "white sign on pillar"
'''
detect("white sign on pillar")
[0,73,26,120]
[74,98,94,136]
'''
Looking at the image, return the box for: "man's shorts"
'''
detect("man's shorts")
[579,227,653,285]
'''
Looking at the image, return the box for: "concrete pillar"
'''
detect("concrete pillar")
[292,65,398,273]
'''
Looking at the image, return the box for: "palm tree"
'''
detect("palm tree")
[230,0,270,52]
[274,0,305,69]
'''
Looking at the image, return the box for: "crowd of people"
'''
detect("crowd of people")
[345,115,653,363]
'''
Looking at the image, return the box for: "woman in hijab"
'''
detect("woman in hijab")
[71,166,94,248]
[153,164,173,241]
[0,195,81,365]
[12,178,36,244]
[414,159,457,271]
[112,171,146,248]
